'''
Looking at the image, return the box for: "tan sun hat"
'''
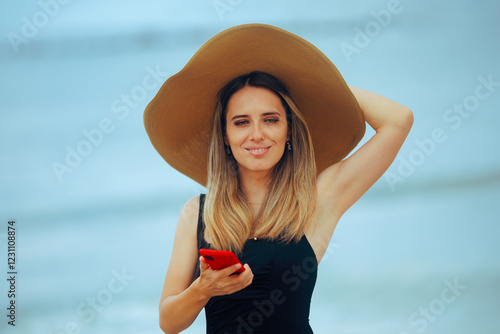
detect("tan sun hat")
[144,23,365,186]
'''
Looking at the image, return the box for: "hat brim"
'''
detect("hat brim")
[144,24,365,186]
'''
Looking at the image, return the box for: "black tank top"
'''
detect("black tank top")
[195,194,317,333]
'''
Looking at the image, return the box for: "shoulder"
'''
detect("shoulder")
[176,195,201,233]
[182,195,201,215]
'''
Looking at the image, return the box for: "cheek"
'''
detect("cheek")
[225,129,241,146]
[278,125,289,142]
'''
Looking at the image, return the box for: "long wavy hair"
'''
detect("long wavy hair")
[203,71,317,253]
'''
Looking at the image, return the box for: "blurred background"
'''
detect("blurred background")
[1,0,499,333]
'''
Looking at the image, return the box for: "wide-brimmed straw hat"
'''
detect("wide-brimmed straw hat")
[144,23,365,186]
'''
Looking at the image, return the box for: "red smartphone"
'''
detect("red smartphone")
[199,249,245,275]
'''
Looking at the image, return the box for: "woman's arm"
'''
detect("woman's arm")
[312,87,413,260]
[159,196,253,334]
[158,196,205,334]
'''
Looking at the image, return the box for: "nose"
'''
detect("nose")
[249,123,264,141]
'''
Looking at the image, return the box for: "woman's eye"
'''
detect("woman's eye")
[233,118,278,125]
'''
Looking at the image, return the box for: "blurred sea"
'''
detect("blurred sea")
[1,0,499,333]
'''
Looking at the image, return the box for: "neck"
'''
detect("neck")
[239,170,271,204]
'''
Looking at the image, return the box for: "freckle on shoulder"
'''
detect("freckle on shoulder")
[186,195,200,208]
[181,195,201,221]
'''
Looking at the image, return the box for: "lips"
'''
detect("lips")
[246,146,271,156]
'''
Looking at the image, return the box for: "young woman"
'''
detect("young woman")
[144,24,413,334]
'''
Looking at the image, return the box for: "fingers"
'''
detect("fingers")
[219,264,253,294]
[199,256,210,272]
[238,264,254,287]
[198,261,254,297]
[228,264,254,286]
[219,262,245,277]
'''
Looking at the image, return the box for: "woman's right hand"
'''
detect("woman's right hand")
[196,256,253,298]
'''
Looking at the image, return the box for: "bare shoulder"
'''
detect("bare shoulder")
[159,195,202,302]
[171,195,201,247]
[176,195,201,231]
[181,195,201,219]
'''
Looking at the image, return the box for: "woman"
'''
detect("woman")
[144,24,413,334]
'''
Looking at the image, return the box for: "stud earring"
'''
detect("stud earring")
[286,141,292,151]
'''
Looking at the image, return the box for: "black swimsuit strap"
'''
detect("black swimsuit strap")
[194,194,208,279]
[196,194,206,251]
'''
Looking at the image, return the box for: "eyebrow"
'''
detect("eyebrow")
[230,111,282,121]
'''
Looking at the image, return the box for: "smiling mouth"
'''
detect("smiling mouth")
[246,146,271,155]
[248,147,270,152]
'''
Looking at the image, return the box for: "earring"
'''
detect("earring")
[286,141,292,151]
[226,146,231,155]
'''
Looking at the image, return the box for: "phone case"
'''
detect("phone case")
[199,249,245,275]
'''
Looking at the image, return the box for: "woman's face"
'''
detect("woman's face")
[225,86,289,178]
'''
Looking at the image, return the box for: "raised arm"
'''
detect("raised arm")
[311,87,413,260]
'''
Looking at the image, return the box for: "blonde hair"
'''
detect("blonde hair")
[203,72,317,253]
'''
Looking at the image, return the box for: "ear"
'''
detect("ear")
[287,128,291,141]
[224,135,228,146]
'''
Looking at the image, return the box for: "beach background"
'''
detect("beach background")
[1,0,499,333]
